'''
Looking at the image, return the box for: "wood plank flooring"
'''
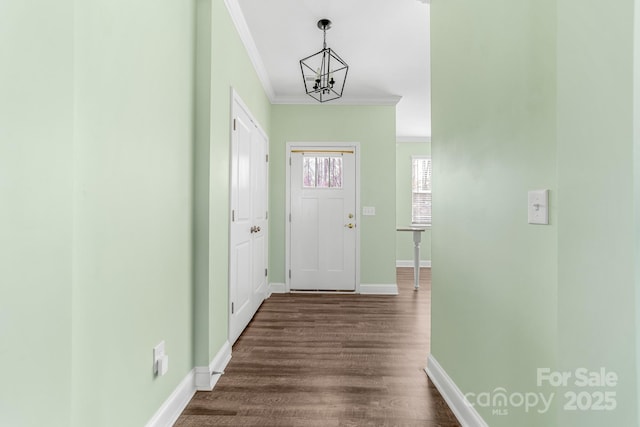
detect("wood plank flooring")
[175,268,460,426]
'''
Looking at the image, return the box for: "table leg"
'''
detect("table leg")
[413,231,422,290]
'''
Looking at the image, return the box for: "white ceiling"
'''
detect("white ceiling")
[231,0,431,140]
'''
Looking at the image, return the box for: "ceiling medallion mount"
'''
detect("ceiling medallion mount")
[317,19,332,31]
[299,18,349,103]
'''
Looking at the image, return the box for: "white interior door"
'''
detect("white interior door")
[289,147,357,291]
[250,128,268,311]
[230,95,268,344]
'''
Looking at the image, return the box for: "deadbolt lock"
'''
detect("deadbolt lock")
[348,213,354,219]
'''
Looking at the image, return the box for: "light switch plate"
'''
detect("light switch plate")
[363,206,376,216]
[153,341,165,375]
[528,190,549,225]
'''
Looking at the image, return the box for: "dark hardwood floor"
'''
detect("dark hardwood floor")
[175,267,460,426]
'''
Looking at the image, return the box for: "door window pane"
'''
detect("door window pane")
[303,157,316,187]
[317,157,330,188]
[302,156,343,189]
[330,157,342,188]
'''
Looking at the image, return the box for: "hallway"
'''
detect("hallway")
[176,268,459,426]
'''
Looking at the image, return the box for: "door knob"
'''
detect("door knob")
[345,223,355,229]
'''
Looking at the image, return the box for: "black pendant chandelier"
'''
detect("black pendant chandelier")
[299,19,349,103]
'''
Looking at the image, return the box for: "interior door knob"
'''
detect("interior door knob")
[345,223,355,229]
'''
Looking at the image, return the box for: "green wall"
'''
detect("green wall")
[396,142,432,263]
[557,1,638,425]
[193,0,213,367]
[431,1,558,425]
[0,1,74,425]
[269,105,397,286]
[635,0,640,413]
[72,0,196,425]
[2,0,199,425]
[431,0,639,425]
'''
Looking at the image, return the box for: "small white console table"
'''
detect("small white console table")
[396,226,427,290]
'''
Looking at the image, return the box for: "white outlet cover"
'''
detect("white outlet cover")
[528,190,549,225]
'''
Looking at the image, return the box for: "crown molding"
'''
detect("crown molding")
[272,95,402,106]
[396,136,432,143]
[223,0,276,101]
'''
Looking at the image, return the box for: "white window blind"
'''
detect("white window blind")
[412,156,432,225]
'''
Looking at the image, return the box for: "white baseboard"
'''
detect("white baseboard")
[425,355,488,427]
[268,282,286,295]
[396,259,431,268]
[359,283,399,295]
[145,369,196,427]
[195,340,232,391]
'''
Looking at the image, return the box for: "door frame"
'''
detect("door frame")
[285,142,361,293]
[228,87,269,343]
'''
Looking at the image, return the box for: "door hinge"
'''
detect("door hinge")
[288,269,291,279]
[232,210,235,222]
[266,154,269,162]
[231,302,234,314]
[233,118,236,131]
[265,268,268,277]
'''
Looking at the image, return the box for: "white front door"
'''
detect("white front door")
[230,94,268,344]
[289,147,357,291]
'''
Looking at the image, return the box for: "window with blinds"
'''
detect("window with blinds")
[412,156,432,225]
